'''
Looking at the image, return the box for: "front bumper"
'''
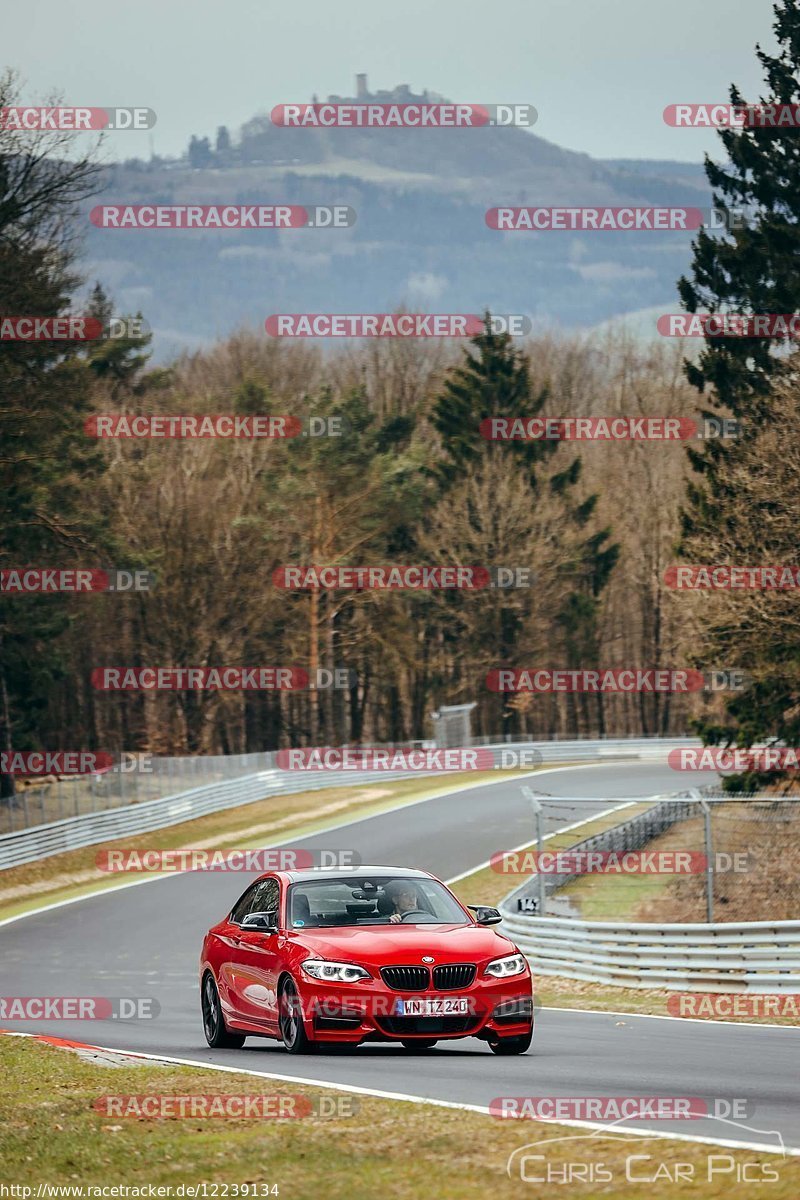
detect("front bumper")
[293,972,534,1043]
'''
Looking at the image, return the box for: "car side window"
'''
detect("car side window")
[231,878,280,925]
[230,883,259,924]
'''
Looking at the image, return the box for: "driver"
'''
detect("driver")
[385,880,422,923]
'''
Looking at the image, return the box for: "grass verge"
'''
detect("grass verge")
[1,1036,795,1198]
[557,800,800,924]
[532,976,800,1025]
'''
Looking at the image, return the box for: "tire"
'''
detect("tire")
[279,978,316,1054]
[202,973,246,1049]
[488,1027,533,1055]
[400,1039,437,1050]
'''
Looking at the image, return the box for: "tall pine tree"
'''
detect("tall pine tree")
[0,72,108,802]
[431,318,619,734]
[677,2,800,779]
[677,0,800,420]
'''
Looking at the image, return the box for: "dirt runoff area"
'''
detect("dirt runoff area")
[633,800,800,923]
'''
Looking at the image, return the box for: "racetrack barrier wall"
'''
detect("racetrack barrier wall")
[499,909,800,992]
[0,737,696,870]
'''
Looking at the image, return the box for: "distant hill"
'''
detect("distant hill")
[83,79,713,361]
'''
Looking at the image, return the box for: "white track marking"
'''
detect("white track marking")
[539,1004,800,1031]
[444,797,639,883]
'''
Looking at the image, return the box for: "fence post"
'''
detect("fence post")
[696,794,714,923]
[522,786,546,916]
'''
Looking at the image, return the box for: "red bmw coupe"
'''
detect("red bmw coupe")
[200,865,534,1054]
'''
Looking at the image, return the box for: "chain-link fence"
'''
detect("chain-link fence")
[0,752,270,834]
[506,791,800,925]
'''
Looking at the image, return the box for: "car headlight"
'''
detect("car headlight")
[301,959,372,983]
[484,953,527,978]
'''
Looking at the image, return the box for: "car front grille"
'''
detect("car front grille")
[432,963,476,990]
[377,1014,478,1036]
[380,965,429,991]
[380,964,478,991]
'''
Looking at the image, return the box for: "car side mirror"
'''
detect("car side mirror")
[468,905,503,926]
[241,911,278,933]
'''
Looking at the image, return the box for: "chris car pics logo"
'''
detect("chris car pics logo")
[506,1116,785,1185]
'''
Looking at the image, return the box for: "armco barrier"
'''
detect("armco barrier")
[2,734,691,834]
[0,765,421,871]
[498,910,800,992]
[0,737,697,871]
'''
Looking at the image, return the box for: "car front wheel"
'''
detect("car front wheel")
[488,1027,533,1055]
[279,978,317,1054]
[202,973,246,1049]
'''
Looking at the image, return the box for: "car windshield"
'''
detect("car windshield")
[286,876,469,928]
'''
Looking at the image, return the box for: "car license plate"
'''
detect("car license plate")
[395,996,469,1016]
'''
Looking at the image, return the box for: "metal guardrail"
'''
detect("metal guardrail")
[0,765,427,871]
[500,789,800,991]
[0,737,697,871]
[499,910,800,992]
[1,734,691,834]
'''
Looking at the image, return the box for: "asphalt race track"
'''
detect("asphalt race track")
[2,762,798,1154]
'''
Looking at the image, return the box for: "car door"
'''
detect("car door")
[220,877,283,1032]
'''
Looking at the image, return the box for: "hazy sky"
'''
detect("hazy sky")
[6,0,779,163]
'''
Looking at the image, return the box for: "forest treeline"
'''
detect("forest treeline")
[3,0,800,793]
[0,295,728,758]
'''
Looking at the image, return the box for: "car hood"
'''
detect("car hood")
[284,923,516,965]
